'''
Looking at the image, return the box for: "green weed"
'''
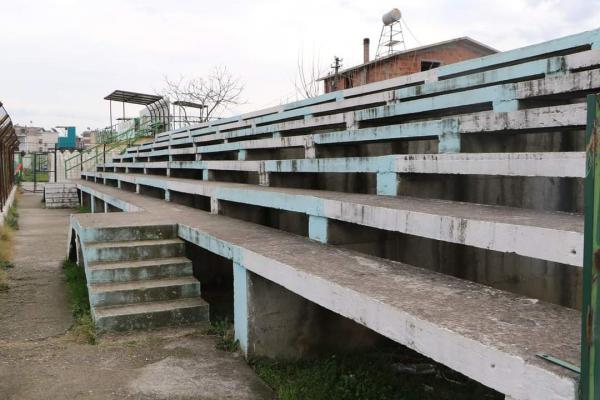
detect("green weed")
[203,318,239,352]
[62,259,96,344]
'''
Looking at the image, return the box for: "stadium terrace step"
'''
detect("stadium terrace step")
[74,226,208,332]
[87,257,193,283]
[44,183,79,208]
[88,276,201,307]
[104,151,586,178]
[83,170,583,266]
[112,103,587,162]
[93,298,209,332]
[83,238,185,262]
[73,180,580,400]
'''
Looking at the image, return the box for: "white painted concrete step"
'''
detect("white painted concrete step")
[88,276,201,307]
[93,298,209,332]
[84,238,186,262]
[44,183,79,209]
[85,170,584,266]
[74,181,581,399]
[81,224,178,243]
[87,257,193,283]
[104,151,586,178]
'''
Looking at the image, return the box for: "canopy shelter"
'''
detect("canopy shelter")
[172,100,208,126]
[104,90,168,132]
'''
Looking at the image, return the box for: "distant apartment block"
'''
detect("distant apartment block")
[15,125,58,153]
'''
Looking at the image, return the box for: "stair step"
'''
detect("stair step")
[81,224,178,243]
[84,238,185,262]
[93,298,209,332]
[89,276,200,307]
[87,257,193,283]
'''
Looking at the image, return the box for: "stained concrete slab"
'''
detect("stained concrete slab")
[75,180,581,400]
[0,192,272,400]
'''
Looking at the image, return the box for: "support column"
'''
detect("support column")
[103,202,108,213]
[210,197,220,215]
[117,180,122,189]
[304,136,316,159]
[203,170,215,181]
[308,215,329,244]
[135,184,140,194]
[236,266,384,359]
[376,172,398,196]
[238,150,247,161]
[233,261,249,355]
[438,131,460,154]
[165,189,171,202]
[90,196,95,213]
[259,172,270,187]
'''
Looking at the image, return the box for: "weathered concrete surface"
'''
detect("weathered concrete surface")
[0,192,73,341]
[75,181,581,400]
[0,192,272,399]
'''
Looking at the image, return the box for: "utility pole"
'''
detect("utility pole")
[330,56,343,91]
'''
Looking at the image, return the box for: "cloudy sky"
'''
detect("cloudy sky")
[1,0,598,133]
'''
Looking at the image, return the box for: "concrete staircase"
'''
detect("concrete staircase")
[80,224,209,332]
[44,183,79,208]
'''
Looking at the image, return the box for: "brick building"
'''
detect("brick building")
[320,37,497,93]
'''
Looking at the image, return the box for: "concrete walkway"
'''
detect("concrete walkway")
[0,192,272,400]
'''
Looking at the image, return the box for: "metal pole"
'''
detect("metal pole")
[582,94,600,400]
[54,147,57,182]
[33,152,37,192]
[109,100,113,132]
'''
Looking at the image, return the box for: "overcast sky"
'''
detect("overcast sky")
[1,0,599,133]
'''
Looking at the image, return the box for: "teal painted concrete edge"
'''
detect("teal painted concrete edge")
[233,261,249,354]
[146,27,600,146]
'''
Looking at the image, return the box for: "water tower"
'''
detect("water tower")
[376,8,406,58]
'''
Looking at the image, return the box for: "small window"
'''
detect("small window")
[421,60,441,71]
[344,75,353,89]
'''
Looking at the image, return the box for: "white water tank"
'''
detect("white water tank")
[382,8,401,26]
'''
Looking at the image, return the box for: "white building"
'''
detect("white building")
[15,125,59,153]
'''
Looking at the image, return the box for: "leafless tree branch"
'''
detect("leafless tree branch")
[294,50,326,99]
[162,67,245,122]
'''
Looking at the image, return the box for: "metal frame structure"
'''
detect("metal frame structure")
[583,94,600,400]
[0,101,17,211]
[104,90,165,134]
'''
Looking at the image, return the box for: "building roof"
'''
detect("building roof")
[318,36,498,81]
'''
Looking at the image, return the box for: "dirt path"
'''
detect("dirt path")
[0,192,272,400]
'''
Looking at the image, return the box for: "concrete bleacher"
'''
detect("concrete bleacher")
[69,28,600,399]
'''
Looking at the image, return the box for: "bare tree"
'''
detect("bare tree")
[294,50,326,99]
[162,66,244,122]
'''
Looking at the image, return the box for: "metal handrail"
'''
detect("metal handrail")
[63,120,155,179]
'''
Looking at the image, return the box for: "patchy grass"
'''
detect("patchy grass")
[20,170,49,183]
[4,202,19,230]
[0,201,17,291]
[78,205,91,214]
[0,225,14,264]
[251,349,503,400]
[203,318,239,352]
[62,259,96,344]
